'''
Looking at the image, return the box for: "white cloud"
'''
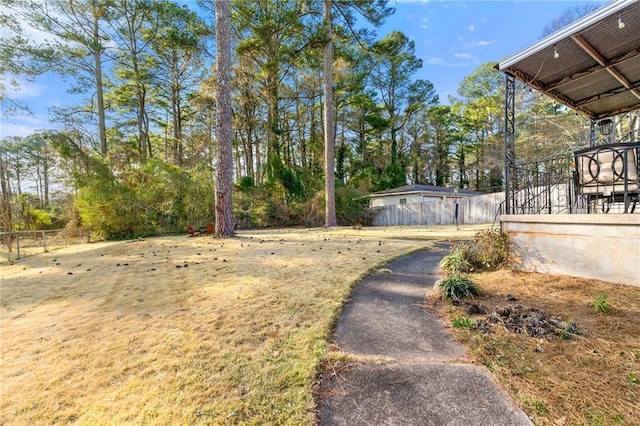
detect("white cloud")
[464,40,494,48]
[0,114,50,138]
[2,76,48,100]
[425,56,469,68]
[454,53,475,59]
[9,8,58,45]
[464,24,475,32]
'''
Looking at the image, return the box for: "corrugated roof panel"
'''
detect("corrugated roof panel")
[582,1,640,61]
[591,91,640,116]
[498,0,640,119]
[557,69,620,101]
[614,55,640,83]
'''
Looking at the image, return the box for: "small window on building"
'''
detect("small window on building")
[399,198,407,205]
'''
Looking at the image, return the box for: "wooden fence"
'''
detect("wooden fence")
[371,192,505,226]
[0,228,89,263]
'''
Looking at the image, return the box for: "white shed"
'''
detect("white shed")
[369,184,483,208]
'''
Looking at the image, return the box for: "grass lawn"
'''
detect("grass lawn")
[3,224,638,425]
[1,225,486,425]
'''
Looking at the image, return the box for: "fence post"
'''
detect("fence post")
[16,234,21,259]
[42,231,47,252]
[6,233,12,262]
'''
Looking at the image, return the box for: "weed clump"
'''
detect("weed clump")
[451,317,476,328]
[439,230,509,275]
[439,244,474,274]
[435,273,478,301]
[591,292,609,313]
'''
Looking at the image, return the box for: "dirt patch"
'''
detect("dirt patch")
[454,300,580,340]
[431,269,640,426]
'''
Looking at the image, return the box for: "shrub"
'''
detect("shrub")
[335,186,373,226]
[435,274,478,301]
[440,230,509,274]
[439,244,474,274]
[468,230,509,271]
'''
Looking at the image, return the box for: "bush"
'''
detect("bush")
[439,244,474,274]
[440,230,509,275]
[335,186,372,226]
[468,230,509,271]
[435,274,478,301]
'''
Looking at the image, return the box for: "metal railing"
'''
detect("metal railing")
[574,142,640,213]
[507,155,580,215]
[506,142,639,215]
[0,228,89,263]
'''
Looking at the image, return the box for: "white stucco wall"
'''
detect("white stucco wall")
[501,214,640,286]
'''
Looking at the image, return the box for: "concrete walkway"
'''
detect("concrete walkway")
[318,245,533,426]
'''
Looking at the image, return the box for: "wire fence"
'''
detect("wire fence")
[0,228,90,263]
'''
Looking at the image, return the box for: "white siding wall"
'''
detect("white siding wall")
[370,194,423,207]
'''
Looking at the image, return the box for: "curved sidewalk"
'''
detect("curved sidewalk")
[318,245,533,426]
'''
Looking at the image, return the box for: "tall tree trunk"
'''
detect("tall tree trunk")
[137,81,150,161]
[265,75,280,180]
[42,153,50,207]
[214,0,234,237]
[92,10,107,157]
[0,150,13,235]
[323,0,337,227]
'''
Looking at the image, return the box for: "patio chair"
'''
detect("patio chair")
[574,142,640,213]
[205,223,214,235]
[186,225,202,237]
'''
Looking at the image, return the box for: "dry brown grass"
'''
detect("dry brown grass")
[1,225,484,425]
[435,269,640,426]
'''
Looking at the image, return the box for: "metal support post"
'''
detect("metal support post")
[503,74,516,214]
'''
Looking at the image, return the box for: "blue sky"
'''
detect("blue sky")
[380,0,605,102]
[1,0,605,139]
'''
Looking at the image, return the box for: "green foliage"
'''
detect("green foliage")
[435,274,478,301]
[74,157,215,239]
[628,372,639,384]
[237,176,255,191]
[25,208,53,230]
[439,244,474,274]
[267,156,305,199]
[451,317,476,328]
[591,292,609,314]
[335,185,372,226]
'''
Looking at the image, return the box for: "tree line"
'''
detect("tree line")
[0,0,604,239]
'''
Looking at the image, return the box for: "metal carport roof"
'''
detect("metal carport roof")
[498,0,640,120]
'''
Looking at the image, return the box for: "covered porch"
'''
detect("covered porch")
[497,0,640,285]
